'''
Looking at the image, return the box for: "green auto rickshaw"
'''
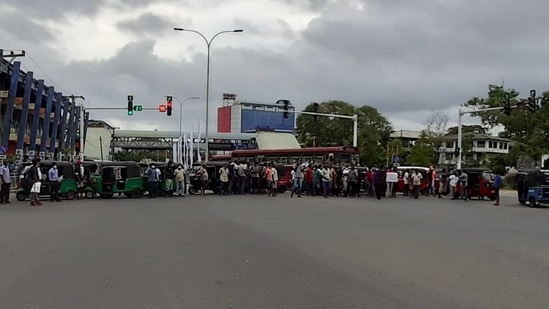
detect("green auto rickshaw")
[16,161,79,201]
[89,161,144,198]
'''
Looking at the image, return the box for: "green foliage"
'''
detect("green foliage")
[296,100,392,167]
[465,85,549,161]
[406,131,434,166]
[446,125,488,135]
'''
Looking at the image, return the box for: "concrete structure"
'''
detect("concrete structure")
[217,99,296,134]
[85,120,115,161]
[0,52,83,160]
[390,130,422,150]
[438,133,514,165]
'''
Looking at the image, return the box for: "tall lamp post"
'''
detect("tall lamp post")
[164,95,200,138]
[173,27,243,162]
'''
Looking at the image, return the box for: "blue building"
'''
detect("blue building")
[0,50,84,160]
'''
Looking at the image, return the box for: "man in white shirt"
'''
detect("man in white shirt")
[449,172,458,199]
[321,164,333,198]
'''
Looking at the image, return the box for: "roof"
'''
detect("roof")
[113,130,256,140]
[235,100,295,108]
[442,133,513,142]
[390,130,422,139]
[255,132,301,150]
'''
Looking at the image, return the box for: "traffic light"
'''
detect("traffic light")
[503,100,511,116]
[454,147,460,157]
[528,89,537,113]
[312,102,319,121]
[166,96,173,116]
[159,105,167,113]
[127,95,134,116]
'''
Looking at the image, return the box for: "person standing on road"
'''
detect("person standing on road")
[219,163,230,196]
[146,164,159,198]
[403,169,410,197]
[459,171,468,201]
[492,170,503,206]
[291,161,303,198]
[48,162,62,202]
[268,163,278,197]
[198,164,208,196]
[346,165,358,197]
[238,161,248,194]
[321,164,333,198]
[411,169,423,199]
[0,161,12,204]
[304,165,314,196]
[449,171,458,199]
[28,158,42,206]
[174,164,186,196]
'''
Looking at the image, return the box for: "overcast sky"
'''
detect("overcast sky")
[2,0,548,133]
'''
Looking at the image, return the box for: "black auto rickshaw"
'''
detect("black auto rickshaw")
[188,162,223,195]
[16,161,78,201]
[89,161,144,198]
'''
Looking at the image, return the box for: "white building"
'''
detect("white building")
[85,120,115,161]
[438,133,514,165]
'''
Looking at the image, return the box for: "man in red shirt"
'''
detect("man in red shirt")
[304,165,314,196]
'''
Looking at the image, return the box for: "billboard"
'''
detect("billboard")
[240,105,295,133]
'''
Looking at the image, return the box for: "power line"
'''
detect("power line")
[25,51,73,94]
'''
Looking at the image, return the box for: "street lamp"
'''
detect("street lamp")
[173,27,243,162]
[164,95,200,138]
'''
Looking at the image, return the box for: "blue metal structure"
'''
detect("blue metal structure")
[29,80,44,156]
[1,61,20,148]
[49,92,63,154]
[16,72,33,152]
[58,97,69,153]
[39,87,54,155]
[517,170,549,207]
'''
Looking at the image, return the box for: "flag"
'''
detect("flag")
[189,126,194,167]
[172,143,177,163]
[183,133,188,169]
[197,119,202,163]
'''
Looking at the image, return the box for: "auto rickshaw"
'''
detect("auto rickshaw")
[89,161,144,198]
[454,168,497,200]
[188,162,223,195]
[16,161,78,201]
[395,166,432,194]
[516,169,549,207]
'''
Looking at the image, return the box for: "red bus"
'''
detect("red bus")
[227,146,360,165]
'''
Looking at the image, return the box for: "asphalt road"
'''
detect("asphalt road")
[1,192,548,309]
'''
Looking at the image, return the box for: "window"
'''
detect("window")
[488,141,493,148]
[476,141,486,148]
[504,143,508,150]
[499,142,503,149]
[446,142,454,148]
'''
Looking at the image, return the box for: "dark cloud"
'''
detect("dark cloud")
[0,14,54,43]
[3,0,107,19]
[5,0,549,132]
[116,13,177,37]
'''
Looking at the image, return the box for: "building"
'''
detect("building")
[438,133,514,165]
[0,51,84,160]
[85,120,115,161]
[217,98,296,134]
[390,130,422,150]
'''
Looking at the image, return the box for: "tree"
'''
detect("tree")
[406,131,434,166]
[446,125,488,135]
[464,84,549,163]
[422,110,449,164]
[296,100,392,166]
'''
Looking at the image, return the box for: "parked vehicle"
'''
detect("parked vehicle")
[88,161,144,198]
[16,161,79,201]
[516,169,549,207]
[188,163,223,195]
[454,168,497,200]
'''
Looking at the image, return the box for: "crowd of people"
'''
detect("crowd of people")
[0,157,504,207]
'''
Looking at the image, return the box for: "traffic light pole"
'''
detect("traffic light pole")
[287,110,358,147]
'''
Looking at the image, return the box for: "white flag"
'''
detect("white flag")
[189,126,194,167]
[197,119,202,163]
[183,133,188,169]
[172,143,177,163]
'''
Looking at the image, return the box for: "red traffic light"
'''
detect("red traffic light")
[159,104,167,112]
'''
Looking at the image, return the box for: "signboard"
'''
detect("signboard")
[386,172,398,183]
[0,146,6,155]
[0,155,6,160]
[392,156,400,164]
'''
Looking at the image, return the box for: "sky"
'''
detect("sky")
[2,0,549,134]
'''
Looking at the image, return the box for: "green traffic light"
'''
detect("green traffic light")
[128,110,134,116]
